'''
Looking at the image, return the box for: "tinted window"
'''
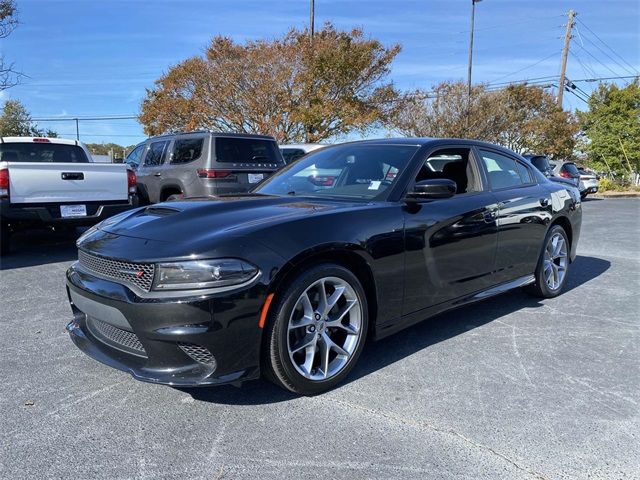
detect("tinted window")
[125,144,145,168]
[530,156,551,173]
[0,143,89,163]
[562,163,580,176]
[172,138,204,164]
[215,137,283,164]
[144,141,168,166]
[480,150,531,189]
[280,148,306,164]
[256,144,419,199]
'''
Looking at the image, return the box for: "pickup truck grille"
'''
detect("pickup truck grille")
[78,250,155,292]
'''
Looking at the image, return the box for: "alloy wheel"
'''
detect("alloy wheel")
[286,276,363,381]
[543,232,568,291]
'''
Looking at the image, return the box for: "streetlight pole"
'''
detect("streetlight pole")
[310,0,315,41]
[467,0,482,98]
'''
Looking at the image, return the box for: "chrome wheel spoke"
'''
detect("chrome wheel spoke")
[543,232,568,291]
[287,276,363,381]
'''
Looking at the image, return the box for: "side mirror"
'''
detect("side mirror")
[406,179,457,201]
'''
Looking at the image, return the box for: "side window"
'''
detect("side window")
[480,150,531,190]
[414,148,479,194]
[172,138,204,164]
[125,144,145,169]
[144,141,168,167]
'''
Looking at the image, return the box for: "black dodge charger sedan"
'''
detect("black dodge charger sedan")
[66,139,582,395]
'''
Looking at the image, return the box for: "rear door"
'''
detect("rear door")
[1,141,128,203]
[136,140,170,203]
[212,137,284,194]
[475,147,551,283]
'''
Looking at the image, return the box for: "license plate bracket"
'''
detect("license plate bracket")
[248,173,265,184]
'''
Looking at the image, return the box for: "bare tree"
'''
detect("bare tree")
[1,0,21,91]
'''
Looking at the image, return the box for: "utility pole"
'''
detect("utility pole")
[467,0,482,98]
[557,10,576,108]
[310,0,315,41]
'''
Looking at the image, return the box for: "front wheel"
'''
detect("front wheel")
[264,264,368,395]
[526,225,570,298]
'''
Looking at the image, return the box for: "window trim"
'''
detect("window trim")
[474,147,538,192]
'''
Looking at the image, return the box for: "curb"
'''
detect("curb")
[591,192,640,199]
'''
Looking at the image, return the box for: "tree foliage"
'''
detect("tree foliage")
[578,81,640,174]
[140,23,401,142]
[1,0,21,91]
[0,100,56,137]
[390,81,579,159]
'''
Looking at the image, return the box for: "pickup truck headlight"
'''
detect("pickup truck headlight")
[153,259,259,290]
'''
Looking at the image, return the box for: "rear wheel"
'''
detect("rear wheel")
[264,264,368,395]
[526,225,570,298]
[166,193,184,201]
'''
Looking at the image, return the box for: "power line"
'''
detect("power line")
[576,18,639,75]
[576,25,639,77]
[31,115,138,121]
[490,51,560,84]
[575,42,626,78]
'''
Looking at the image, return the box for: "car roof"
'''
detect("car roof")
[335,137,526,155]
[279,143,327,152]
[146,131,276,141]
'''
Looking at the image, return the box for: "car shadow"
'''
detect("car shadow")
[182,255,610,405]
[0,227,84,270]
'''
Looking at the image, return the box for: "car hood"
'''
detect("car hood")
[100,194,364,242]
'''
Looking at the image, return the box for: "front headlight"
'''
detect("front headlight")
[153,259,259,290]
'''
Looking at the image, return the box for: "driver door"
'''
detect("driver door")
[402,146,499,315]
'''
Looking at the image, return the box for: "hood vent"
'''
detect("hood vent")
[144,206,181,217]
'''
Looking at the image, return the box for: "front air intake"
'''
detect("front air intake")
[178,343,217,368]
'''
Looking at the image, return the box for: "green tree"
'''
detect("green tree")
[0,99,41,136]
[140,23,401,143]
[578,80,640,174]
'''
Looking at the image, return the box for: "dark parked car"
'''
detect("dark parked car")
[523,154,578,189]
[66,139,582,395]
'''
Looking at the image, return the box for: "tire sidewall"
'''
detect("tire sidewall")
[536,225,570,298]
[267,264,368,395]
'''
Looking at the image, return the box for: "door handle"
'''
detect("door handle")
[539,198,550,207]
[154,172,162,177]
[61,172,84,180]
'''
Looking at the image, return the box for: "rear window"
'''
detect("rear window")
[530,156,551,173]
[172,138,204,164]
[280,148,306,164]
[0,143,89,163]
[562,163,580,176]
[215,137,283,164]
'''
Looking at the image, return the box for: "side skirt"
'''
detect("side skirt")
[373,274,535,341]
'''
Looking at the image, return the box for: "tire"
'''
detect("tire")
[166,193,184,202]
[580,192,587,200]
[526,225,570,298]
[0,222,10,256]
[263,263,369,395]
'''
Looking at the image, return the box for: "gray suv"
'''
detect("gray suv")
[126,132,284,203]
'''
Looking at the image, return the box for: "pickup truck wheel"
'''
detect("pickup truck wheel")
[0,223,10,255]
[166,193,184,201]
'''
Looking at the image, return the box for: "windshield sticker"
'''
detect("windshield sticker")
[368,181,381,190]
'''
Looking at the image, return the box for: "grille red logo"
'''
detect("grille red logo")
[135,271,145,278]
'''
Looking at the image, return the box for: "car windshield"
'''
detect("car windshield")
[0,142,89,163]
[255,144,420,200]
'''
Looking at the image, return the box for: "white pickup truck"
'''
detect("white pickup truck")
[0,137,138,254]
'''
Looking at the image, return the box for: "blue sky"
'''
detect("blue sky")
[2,0,638,145]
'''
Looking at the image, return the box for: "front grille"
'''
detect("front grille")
[178,343,217,368]
[78,250,155,292]
[88,317,147,356]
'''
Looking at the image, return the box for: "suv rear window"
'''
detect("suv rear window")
[0,143,89,163]
[215,137,283,164]
[562,163,580,176]
[280,148,306,164]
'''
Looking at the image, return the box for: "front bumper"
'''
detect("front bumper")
[66,263,265,386]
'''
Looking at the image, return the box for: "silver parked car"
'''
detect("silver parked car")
[126,132,284,203]
[279,143,327,164]
[549,160,598,199]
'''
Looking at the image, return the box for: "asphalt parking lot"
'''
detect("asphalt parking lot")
[1,198,638,480]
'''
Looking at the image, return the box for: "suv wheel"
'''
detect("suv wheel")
[0,222,10,256]
[264,264,368,395]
